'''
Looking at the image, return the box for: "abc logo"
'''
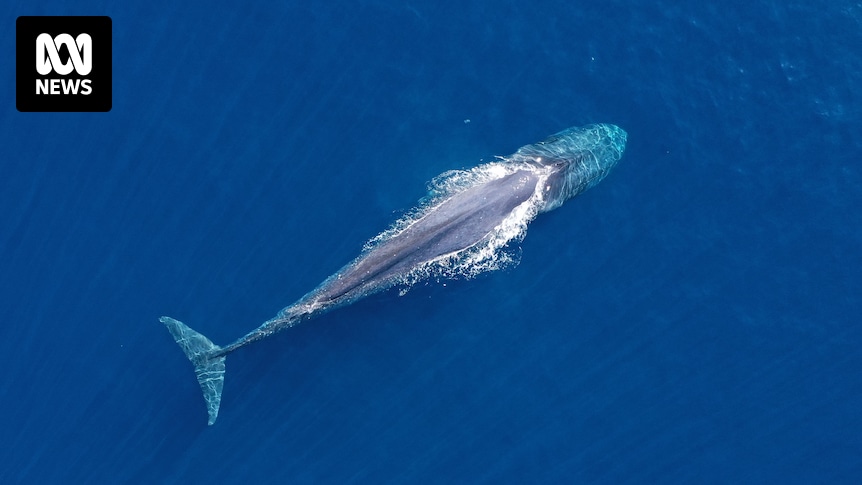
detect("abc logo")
[35,33,94,95]
[16,16,111,112]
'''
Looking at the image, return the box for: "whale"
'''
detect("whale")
[161,123,627,424]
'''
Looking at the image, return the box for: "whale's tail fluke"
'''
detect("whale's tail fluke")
[160,316,225,425]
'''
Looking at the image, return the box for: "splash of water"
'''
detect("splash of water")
[364,158,553,294]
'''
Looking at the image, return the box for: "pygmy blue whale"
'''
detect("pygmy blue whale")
[162,123,627,424]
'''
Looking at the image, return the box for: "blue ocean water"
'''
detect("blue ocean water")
[2,0,860,483]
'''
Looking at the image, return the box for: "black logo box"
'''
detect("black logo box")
[16,16,112,112]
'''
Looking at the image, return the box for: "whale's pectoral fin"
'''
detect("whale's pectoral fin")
[160,316,225,425]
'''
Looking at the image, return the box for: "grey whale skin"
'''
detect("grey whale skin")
[162,124,627,425]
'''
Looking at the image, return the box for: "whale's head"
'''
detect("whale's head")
[512,124,627,213]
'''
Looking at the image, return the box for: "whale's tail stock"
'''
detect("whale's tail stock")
[160,316,225,425]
